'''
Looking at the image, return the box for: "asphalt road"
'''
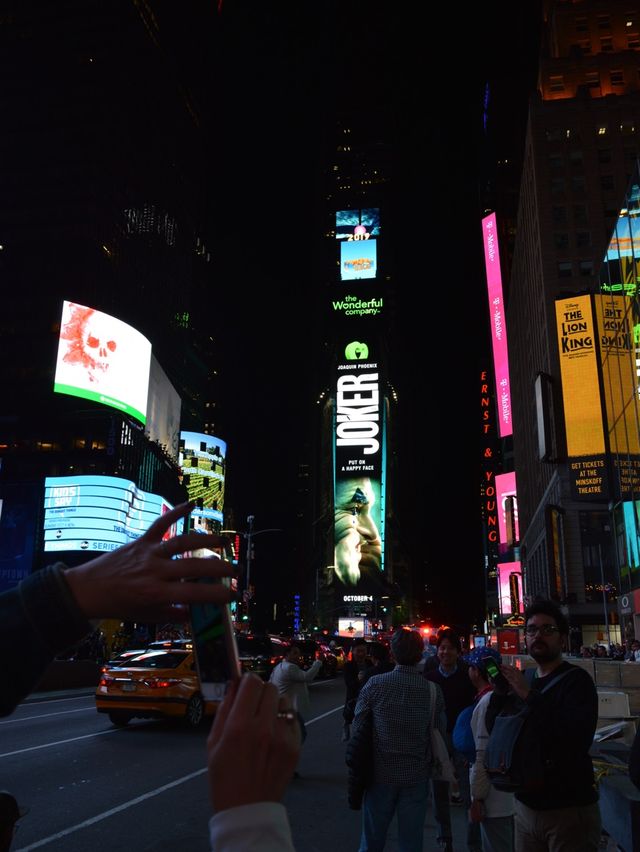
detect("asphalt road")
[3,676,469,851]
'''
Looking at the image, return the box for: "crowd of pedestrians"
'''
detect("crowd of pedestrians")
[2,508,630,852]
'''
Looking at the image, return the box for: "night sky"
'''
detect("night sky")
[208,3,543,630]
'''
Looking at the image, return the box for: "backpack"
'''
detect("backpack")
[483,667,573,793]
[452,703,477,763]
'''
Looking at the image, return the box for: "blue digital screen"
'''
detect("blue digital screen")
[43,475,182,553]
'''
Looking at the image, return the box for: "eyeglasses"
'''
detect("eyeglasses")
[525,625,560,637]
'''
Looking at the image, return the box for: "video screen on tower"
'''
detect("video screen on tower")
[53,301,152,424]
[179,432,226,527]
[336,208,380,281]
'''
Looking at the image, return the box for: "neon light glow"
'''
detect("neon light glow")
[482,214,513,437]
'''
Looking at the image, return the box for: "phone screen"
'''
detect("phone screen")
[483,657,509,692]
[190,576,241,702]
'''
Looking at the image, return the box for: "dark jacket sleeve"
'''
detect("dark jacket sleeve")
[1,564,93,716]
[343,661,362,699]
[630,726,640,790]
[345,710,373,810]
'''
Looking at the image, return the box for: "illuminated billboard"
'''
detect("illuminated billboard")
[54,301,152,424]
[555,295,608,500]
[146,355,182,462]
[179,432,226,527]
[333,348,385,596]
[336,208,380,282]
[495,472,519,547]
[338,618,371,638]
[43,475,182,553]
[595,294,640,496]
[497,561,524,616]
[482,213,512,437]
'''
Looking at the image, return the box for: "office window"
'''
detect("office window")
[598,148,612,164]
[549,153,563,170]
[597,125,608,136]
[553,205,568,224]
[585,71,600,89]
[569,149,583,165]
[628,34,640,48]
[558,262,573,278]
[575,16,588,32]
[555,233,570,250]
[580,260,594,276]
[601,174,615,191]
[601,36,614,51]
[597,13,611,29]
[549,75,565,93]
[620,120,636,135]
[546,128,563,142]
[551,177,566,195]
[576,231,591,247]
[579,39,592,54]
[611,69,625,86]
[572,175,586,192]
[574,204,588,224]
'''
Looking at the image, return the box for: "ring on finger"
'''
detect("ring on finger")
[277,710,296,721]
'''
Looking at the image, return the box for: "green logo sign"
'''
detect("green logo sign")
[344,341,369,360]
[332,295,383,317]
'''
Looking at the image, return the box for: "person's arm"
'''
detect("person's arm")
[283,659,322,683]
[502,664,597,753]
[469,697,492,805]
[629,725,640,790]
[207,674,299,852]
[1,502,234,717]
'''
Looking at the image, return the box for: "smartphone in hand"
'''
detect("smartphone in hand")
[189,556,241,702]
[483,656,510,693]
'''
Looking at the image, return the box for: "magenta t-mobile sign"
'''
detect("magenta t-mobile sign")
[482,213,513,438]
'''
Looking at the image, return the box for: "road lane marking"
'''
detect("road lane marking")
[0,708,92,724]
[11,702,344,850]
[0,728,118,758]
[307,705,343,723]
[13,769,208,851]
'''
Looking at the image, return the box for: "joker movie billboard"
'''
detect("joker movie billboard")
[333,350,385,595]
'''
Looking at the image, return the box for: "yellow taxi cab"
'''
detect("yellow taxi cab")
[330,644,347,672]
[95,648,218,727]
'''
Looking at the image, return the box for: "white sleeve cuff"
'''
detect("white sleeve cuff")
[209,802,295,852]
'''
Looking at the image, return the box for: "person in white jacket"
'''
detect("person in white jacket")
[269,644,322,749]
[466,651,515,852]
[207,673,299,852]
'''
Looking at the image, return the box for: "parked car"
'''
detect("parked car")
[235,634,290,680]
[293,639,337,679]
[95,648,218,727]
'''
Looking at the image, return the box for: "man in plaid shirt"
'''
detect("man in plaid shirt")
[351,628,447,852]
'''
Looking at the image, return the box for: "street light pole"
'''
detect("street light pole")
[241,515,283,620]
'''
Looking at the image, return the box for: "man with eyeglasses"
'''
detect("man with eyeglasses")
[496,599,600,851]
